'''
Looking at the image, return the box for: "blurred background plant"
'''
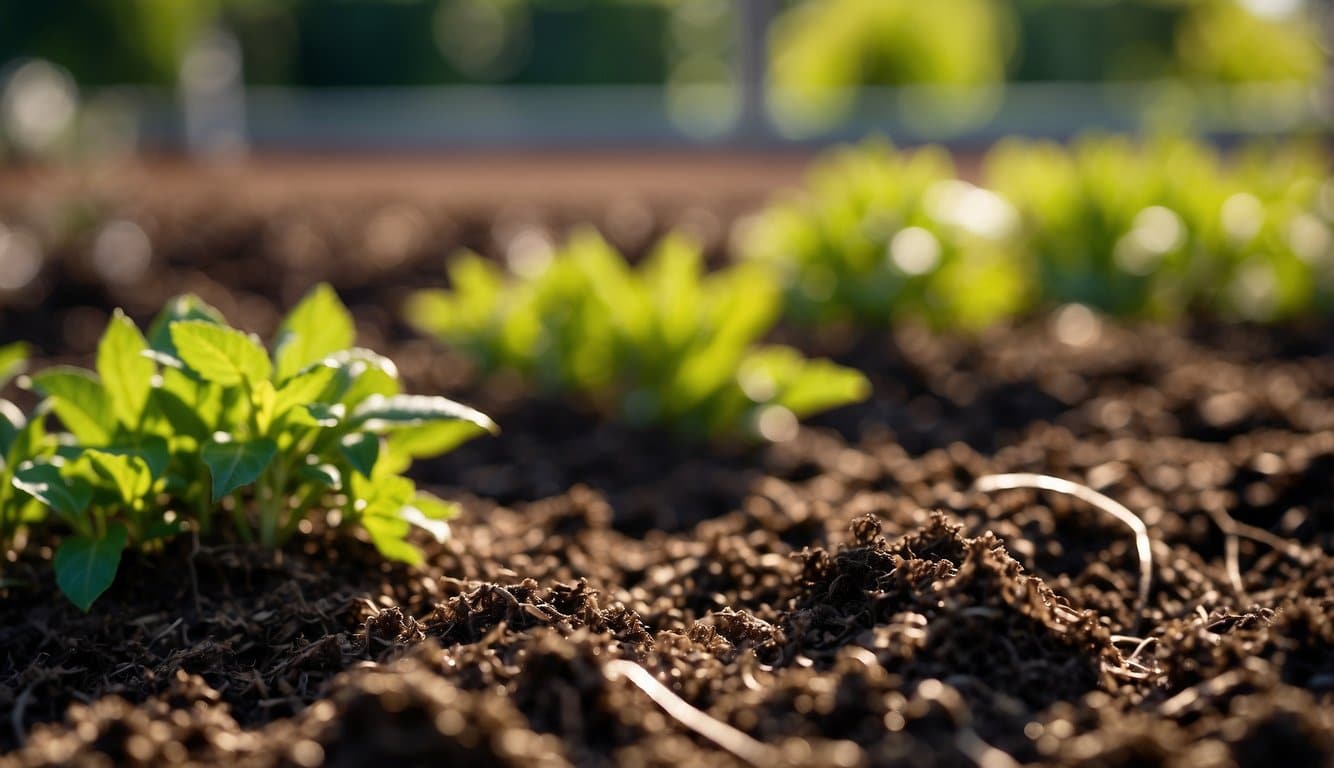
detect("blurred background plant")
[0,0,1328,154]
[406,230,870,441]
[741,136,1332,326]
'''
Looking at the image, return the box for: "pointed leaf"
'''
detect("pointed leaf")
[97,310,155,429]
[351,394,497,434]
[338,432,380,478]
[146,294,225,356]
[13,462,92,521]
[200,436,277,502]
[29,368,115,444]
[170,321,272,386]
[274,284,356,382]
[273,364,337,418]
[0,342,28,391]
[83,450,152,504]
[297,462,342,490]
[0,399,25,459]
[54,523,128,611]
[361,515,423,566]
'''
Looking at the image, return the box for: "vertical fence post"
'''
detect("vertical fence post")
[180,25,247,160]
[735,0,775,145]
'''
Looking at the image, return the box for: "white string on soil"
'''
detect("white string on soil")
[973,473,1153,631]
[603,659,778,767]
[1200,503,1318,601]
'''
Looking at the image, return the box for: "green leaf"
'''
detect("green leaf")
[170,321,272,386]
[96,435,170,480]
[402,492,458,543]
[305,402,345,427]
[201,437,277,502]
[146,294,225,356]
[97,310,155,429]
[29,368,115,444]
[0,399,25,459]
[361,514,422,566]
[54,523,128,611]
[0,342,28,391]
[13,462,92,522]
[273,364,337,418]
[3,404,46,476]
[274,284,356,382]
[351,394,498,435]
[387,420,490,460]
[739,346,870,418]
[83,450,153,504]
[296,461,342,489]
[338,432,380,478]
[143,383,212,441]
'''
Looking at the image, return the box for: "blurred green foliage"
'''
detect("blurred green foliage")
[406,230,870,441]
[1,0,1322,89]
[743,139,1032,330]
[743,137,1333,326]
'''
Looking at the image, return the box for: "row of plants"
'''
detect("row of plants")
[2,260,873,609]
[4,135,1329,611]
[742,136,1332,328]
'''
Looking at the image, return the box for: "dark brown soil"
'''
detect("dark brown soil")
[1,165,1332,767]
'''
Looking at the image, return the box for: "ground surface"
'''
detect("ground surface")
[0,162,1331,767]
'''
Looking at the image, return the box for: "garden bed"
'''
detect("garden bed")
[1,160,1331,767]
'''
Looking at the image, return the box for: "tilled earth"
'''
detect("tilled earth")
[0,184,1332,767]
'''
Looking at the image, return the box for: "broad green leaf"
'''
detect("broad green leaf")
[143,382,212,441]
[385,420,490,464]
[273,364,337,418]
[401,505,451,543]
[201,436,277,502]
[252,379,277,434]
[170,321,272,386]
[3,404,47,475]
[97,310,154,429]
[29,368,115,445]
[0,399,24,459]
[739,346,870,418]
[97,435,170,479]
[305,402,345,427]
[297,462,342,489]
[338,432,380,478]
[54,523,128,611]
[13,462,92,522]
[351,394,498,434]
[402,491,458,543]
[146,294,225,356]
[0,342,28,391]
[83,450,153,504]
[361,515,422,566]
[274,284,355,382]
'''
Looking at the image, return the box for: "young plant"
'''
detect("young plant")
[407,229,870,441]
[12,286,496,610]
[984,136,1329,321]
[0,343,50,565]
[740,138,1031,331]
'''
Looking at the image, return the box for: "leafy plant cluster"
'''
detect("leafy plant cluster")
[407,229,870,441]
[0,286,495,610]
[743,136,1332,326]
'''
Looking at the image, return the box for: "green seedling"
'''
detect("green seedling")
[0,343,50,565]
[10,286,496,610]
[408,229,870,441]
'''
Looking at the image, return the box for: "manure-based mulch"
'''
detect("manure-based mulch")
[0,187,1332,767]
